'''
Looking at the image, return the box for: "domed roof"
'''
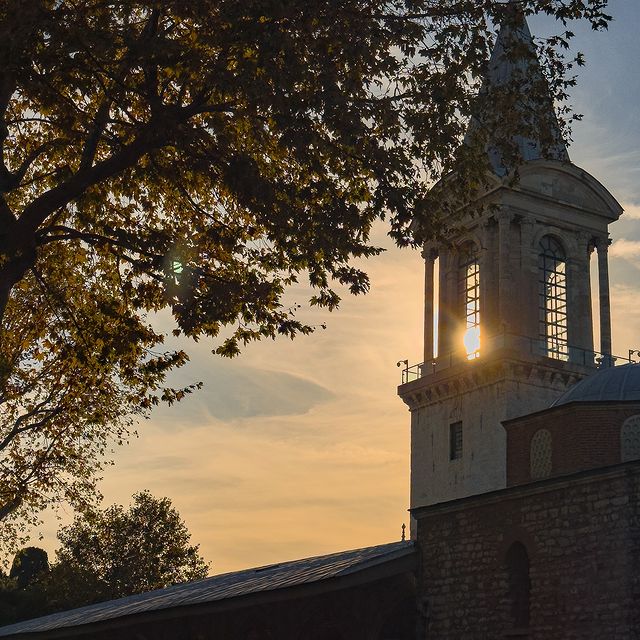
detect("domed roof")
[551,364,640,407]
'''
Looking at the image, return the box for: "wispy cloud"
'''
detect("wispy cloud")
[612,283,640,355]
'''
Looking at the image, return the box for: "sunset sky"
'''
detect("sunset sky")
[31,1,640,575]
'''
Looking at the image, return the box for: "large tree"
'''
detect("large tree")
[0,0,611,545]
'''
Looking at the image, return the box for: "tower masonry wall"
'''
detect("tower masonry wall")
[406,358,587,510]
[413,462,640,639]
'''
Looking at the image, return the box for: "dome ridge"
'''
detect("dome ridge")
[551,363,640,407]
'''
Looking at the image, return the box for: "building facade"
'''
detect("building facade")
[414,460,640,639]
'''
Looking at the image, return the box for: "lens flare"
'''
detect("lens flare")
[464,325,481,360]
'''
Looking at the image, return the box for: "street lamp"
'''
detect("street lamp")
[397,359,409,383]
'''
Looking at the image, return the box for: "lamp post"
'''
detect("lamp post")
[397,359,409,384]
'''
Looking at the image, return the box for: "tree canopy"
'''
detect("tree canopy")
[52,491,208,603]
[0,493,207,623]
[0,0,611,546]
[8,547,49,590]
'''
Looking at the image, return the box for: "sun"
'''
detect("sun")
[463,325,481,360]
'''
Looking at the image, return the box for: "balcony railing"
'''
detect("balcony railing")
[399,332,638,385]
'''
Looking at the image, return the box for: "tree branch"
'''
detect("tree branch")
[0,71,17,190]
[18,98,236,238]
[2,139,72,192]
[0,406,64,452]
[79,101,113,171]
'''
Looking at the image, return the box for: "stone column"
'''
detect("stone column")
[483,218,499,339]
[437,247,451,358]
[498,211,513,334]
[422,246,437,364]
[569,232,595,366]
[596,237,613,367]
[438,246,460,358]
[519,215,536,341]
[477,222,489,350]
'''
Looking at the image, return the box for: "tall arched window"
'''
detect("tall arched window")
[459,244,480,359]
[539,236,568,360]
[506,542,531,629]
[621,415,640,462]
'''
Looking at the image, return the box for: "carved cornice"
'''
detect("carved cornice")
[398,357,589,411]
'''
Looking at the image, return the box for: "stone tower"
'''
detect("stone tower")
[398,15,623,513]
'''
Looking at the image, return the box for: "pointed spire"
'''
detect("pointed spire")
[467,6,569,175]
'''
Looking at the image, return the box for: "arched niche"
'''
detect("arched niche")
[505,541,531,629]
[530,429,552,479]
[621,415,640,462]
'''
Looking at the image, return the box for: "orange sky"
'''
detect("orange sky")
[33,200,640,575]
[96,226,424,573]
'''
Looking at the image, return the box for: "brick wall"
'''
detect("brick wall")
[414,463,640,639]
[504,402,640,486]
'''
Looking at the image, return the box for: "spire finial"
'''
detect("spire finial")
[464,1,569,174]
[401,523,406,541]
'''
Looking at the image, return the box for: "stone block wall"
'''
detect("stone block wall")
[402,355,588,513]
[414,462,640,639]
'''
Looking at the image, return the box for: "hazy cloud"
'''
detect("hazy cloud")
[151,364,333,425]
[621,203,640,220]
[610,239,640,267]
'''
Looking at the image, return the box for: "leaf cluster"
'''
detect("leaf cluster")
[54,490,209,602]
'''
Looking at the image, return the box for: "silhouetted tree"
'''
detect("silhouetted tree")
[9,547,49,589]
[52,491,208,605]
[0,547,49,625]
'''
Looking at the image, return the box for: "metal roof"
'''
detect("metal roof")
[551,363,640,407]
[0,541,414,638]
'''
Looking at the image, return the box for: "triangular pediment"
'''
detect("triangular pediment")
[513,160,623,221]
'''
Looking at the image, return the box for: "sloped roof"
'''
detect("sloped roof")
[0,541,414,638]
[467,11,569,175]
[551,363,640,407]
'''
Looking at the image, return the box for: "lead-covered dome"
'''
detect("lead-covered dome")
[551,364,640,407]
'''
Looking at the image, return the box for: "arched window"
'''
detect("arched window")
[530,429,552,479]
[621,415,640,462]
[459,244,480,359]
[538,236,568,360]
[506,542,530,629]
